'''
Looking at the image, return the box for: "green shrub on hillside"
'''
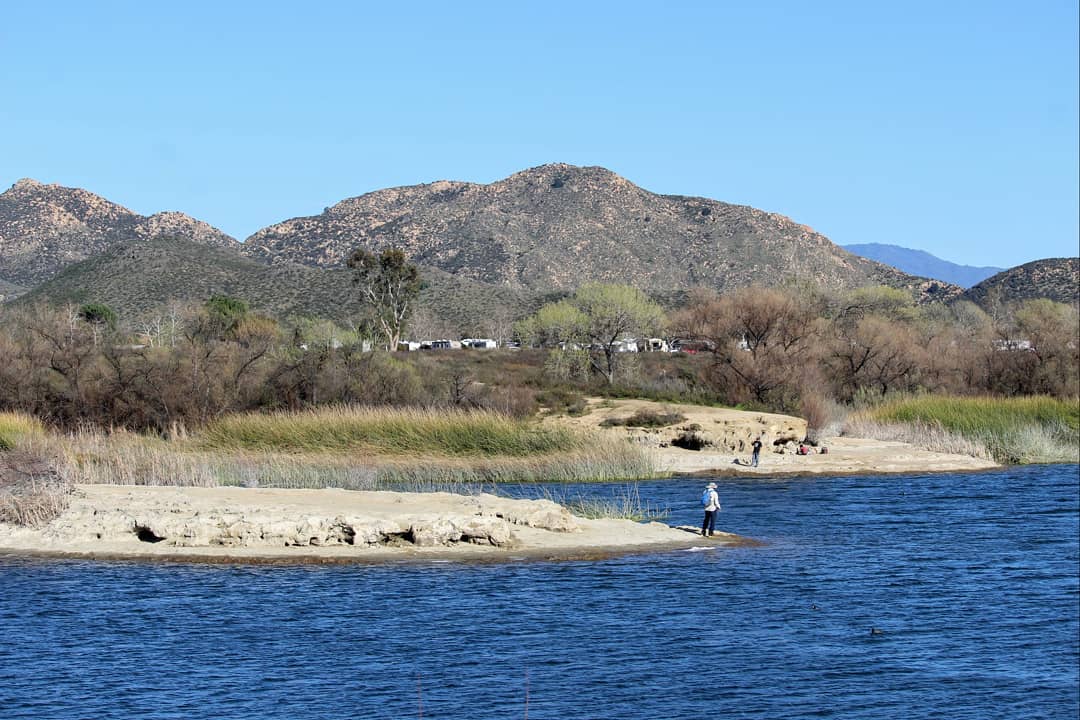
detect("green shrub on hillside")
[600,409,686,428]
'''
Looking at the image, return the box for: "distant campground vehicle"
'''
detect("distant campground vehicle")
[394,337,710,353]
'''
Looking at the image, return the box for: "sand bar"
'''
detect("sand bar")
[654,435,999,476]
[0,484,738,564]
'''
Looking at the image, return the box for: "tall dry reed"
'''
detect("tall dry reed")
[0,412,45,451]
[849,395,1080,464]
[0,449,72,527]
[26,412,656,490]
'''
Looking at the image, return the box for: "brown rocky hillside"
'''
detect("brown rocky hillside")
[0,178,238,289]
[962,257,1079,308]
[243,163,956,301]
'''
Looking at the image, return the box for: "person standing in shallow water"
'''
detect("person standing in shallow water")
[751,436,763,467]
[701,482,720,536]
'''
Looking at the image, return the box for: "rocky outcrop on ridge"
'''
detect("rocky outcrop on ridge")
[0,178,238,288]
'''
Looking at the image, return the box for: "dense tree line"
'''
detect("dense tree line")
[516,282,1078,417]
[0,282,1075,434]
[0,298,524,433]
[667,286,1079,415]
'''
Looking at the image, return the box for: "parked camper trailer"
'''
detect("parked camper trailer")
[645,338,670,352]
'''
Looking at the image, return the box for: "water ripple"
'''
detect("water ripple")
[0,465,1077,719]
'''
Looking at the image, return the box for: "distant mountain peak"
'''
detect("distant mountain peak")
[843,242,1003,288]
[10,178,47,191]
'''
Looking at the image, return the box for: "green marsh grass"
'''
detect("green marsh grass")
[561,484,670,522]
[856,396,1080,464]
[30,407,656,489]
[199,406,579,457]
[504,483,669,522]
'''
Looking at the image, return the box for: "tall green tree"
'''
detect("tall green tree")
[78,302,118,347]
[347,247,422,351]
[204,295,249,340]
[78,303,117,330]
[520,283,665,384]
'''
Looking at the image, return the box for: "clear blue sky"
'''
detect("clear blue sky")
[2,0,1076,268]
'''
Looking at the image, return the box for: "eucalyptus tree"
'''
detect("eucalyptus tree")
[347,248,421,351]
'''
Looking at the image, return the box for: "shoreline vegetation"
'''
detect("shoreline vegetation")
[847,396,1079,464]
[0,396,1075,563]
[18,407,657,489]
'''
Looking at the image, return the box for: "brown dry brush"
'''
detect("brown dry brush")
[0,449,72,527]
[0,295,1076,435]
[673,286,1079,411]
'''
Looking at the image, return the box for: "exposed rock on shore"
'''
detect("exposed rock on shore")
[0,485,704,562]
[546,398,807,454]
[36,489,579,550]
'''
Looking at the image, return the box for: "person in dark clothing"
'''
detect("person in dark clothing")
[701,482,720,536]
[751,437,763,467]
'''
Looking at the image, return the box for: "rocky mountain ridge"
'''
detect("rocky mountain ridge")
[0,178,238,289]
[8,165,1050,315]
[16,236,537,334]
[242,164,956,301]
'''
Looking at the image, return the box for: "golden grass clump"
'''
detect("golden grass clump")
[0,412,46,451]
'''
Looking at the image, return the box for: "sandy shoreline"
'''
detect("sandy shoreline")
[0,484,743,565]
[653,435,1000,477]
[548,398,1000,477]
[0,399,1000,564]
[0,433,996,565]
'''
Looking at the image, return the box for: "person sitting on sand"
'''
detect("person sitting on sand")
[798,443,809,455]
[701,482,720,537]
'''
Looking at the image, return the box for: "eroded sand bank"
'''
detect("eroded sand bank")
[0,484,734,563]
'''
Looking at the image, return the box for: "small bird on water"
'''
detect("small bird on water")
[870,628,884,636]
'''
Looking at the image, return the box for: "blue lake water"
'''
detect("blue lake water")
[1,465,1077,719]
